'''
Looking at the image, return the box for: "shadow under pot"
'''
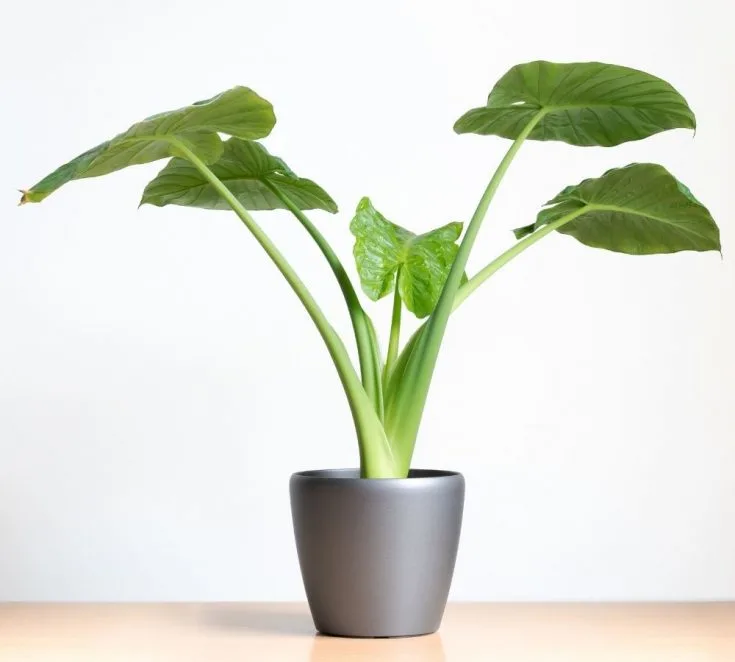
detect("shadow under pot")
[290,468,465,638]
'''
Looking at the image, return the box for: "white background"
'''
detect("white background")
[1,0,733,601]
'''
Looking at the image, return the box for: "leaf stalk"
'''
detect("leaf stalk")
[384,275,403,389]
[453,206,589,310]
[264,181,384,418]
[384,110,546,454]
[171,139,400,478]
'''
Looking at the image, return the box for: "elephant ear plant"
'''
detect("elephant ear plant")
[20,62,721,479]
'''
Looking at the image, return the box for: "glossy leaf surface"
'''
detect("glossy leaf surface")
[455,61,695,146]
[514,163,720,254]
[21,87,275,203]
[350,198,463,318]
[141,138,336,212]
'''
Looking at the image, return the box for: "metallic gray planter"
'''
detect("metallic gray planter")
[290,468,465,638]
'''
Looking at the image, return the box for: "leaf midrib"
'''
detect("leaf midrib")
[151,166,284,194]
[87,133,200,171]
[580,203,714,242]
[487,102,691,116]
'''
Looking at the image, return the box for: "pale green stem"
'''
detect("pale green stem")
[171,140,399,478]
[453,206,590,311]
[263,180,383,418]
[383,280,402,389]
[388,206,591,409]
[385,111,546,453]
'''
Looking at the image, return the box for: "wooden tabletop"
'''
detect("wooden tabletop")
[0,603,733,661]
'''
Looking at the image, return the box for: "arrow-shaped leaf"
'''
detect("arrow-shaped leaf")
[20,87,275,204]
[350,197,463,318]
[455,61,695,147]
[140,138,336,213]
[514,163,720,254]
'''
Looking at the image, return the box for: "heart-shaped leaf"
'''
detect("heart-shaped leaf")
[350,197,463,318]
[140,138,337,213]
[513,163,720,254]
[455,61,695,147]
[20,87,275,204]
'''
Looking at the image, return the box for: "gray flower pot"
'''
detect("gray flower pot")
[290,468,465,638]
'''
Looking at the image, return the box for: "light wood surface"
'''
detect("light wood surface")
[1,603,733,661]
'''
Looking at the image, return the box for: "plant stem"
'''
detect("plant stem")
[383,278,403,389]
[171,140,400,478]
[263,181,383,418]
[384,111,546,456]
[452,207,589,311]
[388,206,591,406]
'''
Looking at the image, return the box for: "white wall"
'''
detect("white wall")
[1,0,733,601]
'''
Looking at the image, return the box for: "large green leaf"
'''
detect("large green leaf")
[513,163,720,254]
[455,61,695,147]
[20,87,275,204]
[140,138,337,212]
[350,197,463,318]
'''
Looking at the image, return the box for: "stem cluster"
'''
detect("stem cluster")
[173,112,580,478]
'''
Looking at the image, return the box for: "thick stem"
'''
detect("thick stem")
[383,280,403,389]
[263,181,383,418]
[384,111,545,453]
[172,140,399,478]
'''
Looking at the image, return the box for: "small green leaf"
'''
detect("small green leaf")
[455,61,695,147]
[350,198,463,318]
[141,138,337,213]
[20,87,275,204]
[514,163,720,254]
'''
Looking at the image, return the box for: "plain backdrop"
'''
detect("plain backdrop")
[1,0,733,601]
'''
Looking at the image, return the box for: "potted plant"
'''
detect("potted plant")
[19,61,721,638]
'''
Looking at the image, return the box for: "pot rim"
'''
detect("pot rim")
[291,468,463,482]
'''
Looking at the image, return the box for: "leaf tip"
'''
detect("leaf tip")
[452,116,468,135]
[18,189,32,206]
[513,223,536,240]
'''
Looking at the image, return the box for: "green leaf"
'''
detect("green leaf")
[512,223,537,240]
[514,163,720,254]
[455,61,695,147]
[140,138,337,213]
[20,87,275,204]
[350,197,463,318]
